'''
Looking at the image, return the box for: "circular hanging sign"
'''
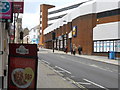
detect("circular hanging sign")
[0,0,11,13]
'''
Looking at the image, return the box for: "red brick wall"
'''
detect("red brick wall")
[71,14,96,55]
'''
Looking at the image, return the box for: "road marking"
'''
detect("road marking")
[77,82,91,85]
[71,76,75,78]
[56,71,66,73]
[83,78,108,89]
[41,60,50,65]
[55,66,71,74]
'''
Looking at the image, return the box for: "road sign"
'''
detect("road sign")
[0,0,12,22]
[13,1,24,13]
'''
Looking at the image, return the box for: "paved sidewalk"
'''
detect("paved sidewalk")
[37,60,77,88]
[41,48,119,66]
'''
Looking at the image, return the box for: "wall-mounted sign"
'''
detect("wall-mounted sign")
[72,26,77,37]
[13,1,24,13]
[0,0,12,22]
[8,44,38,89]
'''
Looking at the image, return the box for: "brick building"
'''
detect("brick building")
[40,0,120,57]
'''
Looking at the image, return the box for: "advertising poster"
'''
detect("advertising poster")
[72,26,77,37]
[8,44,38,89]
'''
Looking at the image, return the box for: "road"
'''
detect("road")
[38,49,118,89]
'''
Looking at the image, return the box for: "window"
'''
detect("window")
[93,40,120,53]
[110,41,114,51]
[106,41,110,52]
[114,41,117,52]
[117,40,120,52]
[34,29,35,32]
[96,41,100,52]
[48,3,82,15]
[33,35,36,39]
[99,41,103,52]
[103,41,107,52]
[94,42,97,52]
[48,14,66,21]
[97,8,120,18]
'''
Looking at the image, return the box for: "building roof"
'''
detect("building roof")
[48,0,91,12]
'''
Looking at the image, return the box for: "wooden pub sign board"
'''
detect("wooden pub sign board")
[8,43,38,89]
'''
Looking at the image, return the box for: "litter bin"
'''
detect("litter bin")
[108,51,116,59]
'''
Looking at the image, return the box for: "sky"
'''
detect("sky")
[21,0,85,30]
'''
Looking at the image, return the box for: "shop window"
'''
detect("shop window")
[114,41,117,52]
[96,41,100,52]
[106,41,110,52]
[99,41,103,52]
[57,40,59,49]
[117,40,120,52]
[110,41,114,51]
[94,42,97,52]
[103,41,107,52]
[94,40,120,53]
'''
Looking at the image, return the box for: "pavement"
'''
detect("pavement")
[37,60,78,88]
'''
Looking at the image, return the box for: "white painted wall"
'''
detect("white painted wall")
[96,0,120,13]
[93,22,120,40]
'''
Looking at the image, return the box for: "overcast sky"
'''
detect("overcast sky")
[21,0,85,29]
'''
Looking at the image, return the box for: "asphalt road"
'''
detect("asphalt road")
[38,49,119,89]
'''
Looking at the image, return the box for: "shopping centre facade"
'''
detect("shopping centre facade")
[39,0,120,57]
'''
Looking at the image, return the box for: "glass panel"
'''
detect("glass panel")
[54,40,56,48]
[60,40,63,48]
[114,41,117,52]
[57,40,59,49]
[104,41,107,52]
[106,41,110,52]
[110,41,113,51]
[97,41,100,52]
[94,42,97,52]
[100,41,103,52]
[64,39,66,47]
[117,40,120,52]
